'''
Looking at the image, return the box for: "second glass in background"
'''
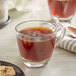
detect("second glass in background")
[48,0,76,21]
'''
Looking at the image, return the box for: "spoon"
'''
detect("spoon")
[60,23,76,38]
[48,19,76,38]
[67,26,76,38]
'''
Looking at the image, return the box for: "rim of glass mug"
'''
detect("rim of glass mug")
[15,20,58,38]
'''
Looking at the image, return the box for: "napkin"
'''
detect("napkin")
[8,0,15,10]
[8,0,36,11]
[58,22,76,53]
[58,35,76,53]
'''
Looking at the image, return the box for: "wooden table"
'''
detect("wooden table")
[0,0,76,76]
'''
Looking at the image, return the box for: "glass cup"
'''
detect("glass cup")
[48,0,76,21]
[15,20,66,68]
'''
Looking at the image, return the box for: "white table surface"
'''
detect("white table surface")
[0,0,76,76]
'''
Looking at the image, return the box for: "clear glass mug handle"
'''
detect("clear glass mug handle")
[48,19,66,46]
[55,23,66,46]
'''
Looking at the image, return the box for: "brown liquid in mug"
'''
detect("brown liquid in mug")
[17,27,55,62]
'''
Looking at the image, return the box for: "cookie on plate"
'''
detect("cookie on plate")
[0,66,16,76]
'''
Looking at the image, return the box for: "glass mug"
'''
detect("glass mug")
[15,20,66,68]
[48,0,76,21]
